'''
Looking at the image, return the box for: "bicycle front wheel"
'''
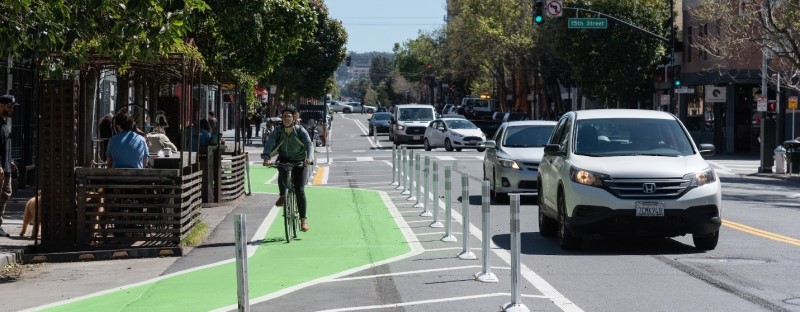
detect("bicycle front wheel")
[287,192,299,239]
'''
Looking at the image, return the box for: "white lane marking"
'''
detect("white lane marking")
[414,231,463,236]
[332,265,482,282]
[436,156,457,160]
[474,156,483,160]
[315,293,549,312]
[355,157,374,162]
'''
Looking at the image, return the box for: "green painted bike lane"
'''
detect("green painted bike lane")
[39,165,410,312]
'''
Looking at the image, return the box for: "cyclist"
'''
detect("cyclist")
[261,107,314,231]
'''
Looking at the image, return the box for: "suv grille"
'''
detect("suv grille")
[406,127,426,135]
[603,178,691,199]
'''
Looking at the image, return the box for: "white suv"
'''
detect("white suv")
[537,109,721,250]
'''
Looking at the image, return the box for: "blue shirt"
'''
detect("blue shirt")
[186,127,211,152]
[106,130,149,168]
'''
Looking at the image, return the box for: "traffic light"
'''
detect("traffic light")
[346,56,351,67]
[768,100,776,112]
[533,0,544,25]
[674,79,681,87]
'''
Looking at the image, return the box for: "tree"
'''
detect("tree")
[691,0,800,92]
[267,0,348,100]
[369,55,394,87]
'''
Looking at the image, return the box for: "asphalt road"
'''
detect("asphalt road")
[323,112,800,312]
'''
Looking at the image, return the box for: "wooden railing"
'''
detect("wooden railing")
[75,167,202,248]
[219,152,247,202]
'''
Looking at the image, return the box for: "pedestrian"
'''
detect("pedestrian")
[106,112,149,169]
[360,99,366,114]
[261,107,314,231]
[0,95,18,237]
[207,111,217,134]
[254,110,263,137]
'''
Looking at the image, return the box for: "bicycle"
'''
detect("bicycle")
[268,161,305,243]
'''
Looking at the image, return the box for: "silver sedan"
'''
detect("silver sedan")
[482,120,557,202]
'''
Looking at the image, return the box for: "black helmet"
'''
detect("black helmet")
[282,106,297,115]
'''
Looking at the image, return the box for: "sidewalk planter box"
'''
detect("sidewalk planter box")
[218,152,247,202]
[75,167,203,249]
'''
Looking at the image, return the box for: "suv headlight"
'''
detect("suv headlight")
[396,124,406,130]
[497,158,520,169]
[569,166,608,187]
[684,167,716,187]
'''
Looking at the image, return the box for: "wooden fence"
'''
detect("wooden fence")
[219,152,247,202]
[75,167,203,248]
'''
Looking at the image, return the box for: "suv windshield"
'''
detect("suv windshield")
[397,108,433,121]
[575,118,694,156]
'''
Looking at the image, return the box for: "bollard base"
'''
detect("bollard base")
[401,190,411,195]
[429,221,444,228]
[502,302,530,312]
[458,251,477,260]
[396,185,404,190]
[412,203,424,208]
[441,235,457,242]
[419,211,433,217]
[391,181,399,186]
[474,272,499,283]
[406,196,416,201]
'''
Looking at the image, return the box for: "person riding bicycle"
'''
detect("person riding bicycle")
[261,107,314,231]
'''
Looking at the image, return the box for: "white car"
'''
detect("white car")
[423,118,486,152]
[348,102,377,113]
[328,101,353,113]
[537,109,721,250]
[482,120,557,202]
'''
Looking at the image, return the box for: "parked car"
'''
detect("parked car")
[390,104,437,146]
[537,109,721,250]
[368,112,393,135]
[482,121,557,202]
[424,118,486,152]
[328,101,353,113]
[349,102,377,113]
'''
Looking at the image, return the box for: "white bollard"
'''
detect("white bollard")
[502,194,529,312]
[234,214,250,311]
[441,166,456,242]
[429,161,443,227]
[326,129,332,165]
[474,181,497,281]
[402,150,413,196]
[373,125,378,142]
[413,153,423,207]
[458,174,477,260]
[391,144,398,186]
[420,156,432,217]
[396,147,406,190]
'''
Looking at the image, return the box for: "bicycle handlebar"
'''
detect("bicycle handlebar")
[266,161,307,169]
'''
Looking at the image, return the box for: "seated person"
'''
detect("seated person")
[147,123,178,153]
[106,112,149,168]
[185,119,212,152]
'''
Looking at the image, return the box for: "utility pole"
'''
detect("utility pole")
[669,0,676,115]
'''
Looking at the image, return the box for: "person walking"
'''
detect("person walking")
[261,107,313,231]
[360,99,366,114]
[0,95,18,237]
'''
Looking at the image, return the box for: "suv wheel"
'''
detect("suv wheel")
[424,138,433,151]
[692,231,719,250]
[343,108,351,114]
[490,173,507,204]
[367,109,374,113]
[557,193,582,250]
[538,183,557,237]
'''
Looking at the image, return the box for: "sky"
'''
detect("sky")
[325,0,447,53]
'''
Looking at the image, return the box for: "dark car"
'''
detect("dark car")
[368,112,393,135]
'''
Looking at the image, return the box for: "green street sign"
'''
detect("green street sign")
[568,18,608,29]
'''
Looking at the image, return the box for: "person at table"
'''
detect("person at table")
[147,123,178,152]
[106,112,149,169]
[185,119,212,152]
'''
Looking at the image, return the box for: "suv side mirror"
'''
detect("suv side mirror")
[544,144,562,156]
[698,143,716,157]
[483,140,496,149]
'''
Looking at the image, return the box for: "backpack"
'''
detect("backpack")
[272,124,305,153]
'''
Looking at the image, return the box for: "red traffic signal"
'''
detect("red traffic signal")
[767,100,776,112]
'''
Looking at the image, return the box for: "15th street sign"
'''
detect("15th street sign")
[568,18,608,29]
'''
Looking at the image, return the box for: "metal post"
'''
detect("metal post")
[441,166,456,242]
[402,150,412,195]
[396,147,406,190]
[458,174,477,260]
[373,125,378,142]
[326,128,332,164]
[234,214,250,312]
[420,156,432,217]
[245,154,252,196]
[413,152,423,207]
[502,194,528,312]
[430,161,443,227]
[391,144,398,186]
[474,181,497,281]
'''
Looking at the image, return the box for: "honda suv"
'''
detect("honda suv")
[537,109,721,250]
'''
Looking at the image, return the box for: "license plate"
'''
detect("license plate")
[467,139,478,144]
[413,136,421,140]
[635,202,664,217]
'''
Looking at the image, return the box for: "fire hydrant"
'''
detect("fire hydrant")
[774,146,787,174]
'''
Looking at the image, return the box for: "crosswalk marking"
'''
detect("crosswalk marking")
[436,156,457,160]
[356,157,373,162]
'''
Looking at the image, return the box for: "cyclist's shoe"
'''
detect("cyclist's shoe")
[301,219,309,232]
[275,196,285,207]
